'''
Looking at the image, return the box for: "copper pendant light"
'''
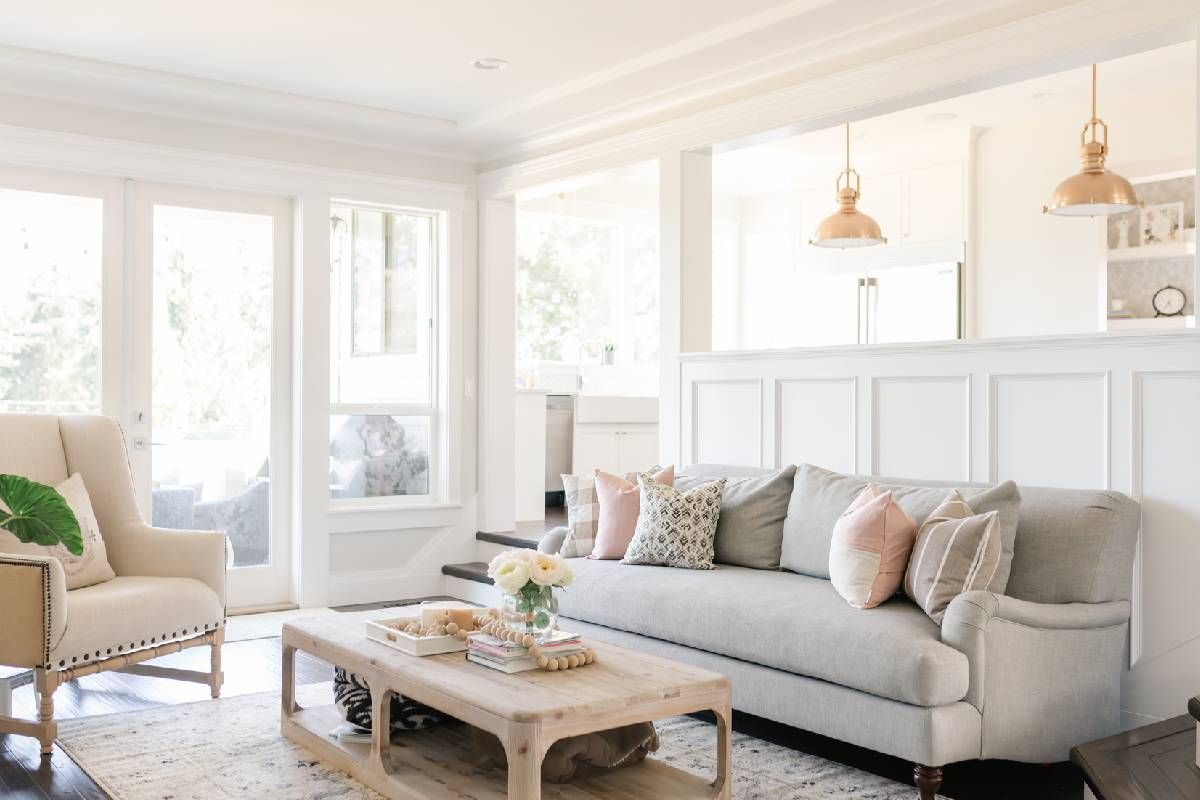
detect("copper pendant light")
[1044,64,1139,216]
[811,123,886,248]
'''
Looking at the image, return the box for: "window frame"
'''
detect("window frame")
[329,200,450,509]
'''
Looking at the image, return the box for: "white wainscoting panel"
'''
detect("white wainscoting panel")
[988,372,1110,490]
[677,331,1200,725]
[872,376,969,481]
[776,378,856,473]
[692,379,762,466]
[1123,371,1200,718]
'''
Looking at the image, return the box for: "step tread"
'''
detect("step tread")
[441,562,492,584]
[476,531,541,549]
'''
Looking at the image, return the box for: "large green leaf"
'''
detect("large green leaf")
[0,474,83,556]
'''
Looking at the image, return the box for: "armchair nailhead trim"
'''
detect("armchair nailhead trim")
[1,556,53,666]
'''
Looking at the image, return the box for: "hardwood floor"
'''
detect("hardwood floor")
[1,602,1084,800]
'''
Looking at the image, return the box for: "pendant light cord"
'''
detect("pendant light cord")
[844,122,850,174]
[1091,63,1097,120]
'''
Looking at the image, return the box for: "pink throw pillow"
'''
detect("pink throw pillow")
[828,485,918,609]
[590,466,674,559]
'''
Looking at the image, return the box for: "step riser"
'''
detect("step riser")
[476,539,515,562]
[444,575,497,606]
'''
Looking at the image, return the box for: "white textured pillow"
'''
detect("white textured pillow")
[0,473,116,590]
[622,476,726,570]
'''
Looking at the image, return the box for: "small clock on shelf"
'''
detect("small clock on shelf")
[1152,285,1187,317]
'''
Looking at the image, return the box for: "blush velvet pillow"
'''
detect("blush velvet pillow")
[828,485,917,609]
[590,466,674,559]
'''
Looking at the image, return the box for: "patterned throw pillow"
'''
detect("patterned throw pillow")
[828,485,918,609]
[904,491,1001,623]
[622,476,726,569]
[333,667,446,732]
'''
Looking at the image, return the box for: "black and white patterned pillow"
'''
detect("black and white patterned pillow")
[622,476,726,569]
[333,667,445,732]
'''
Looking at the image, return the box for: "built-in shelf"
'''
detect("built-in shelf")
[1107,315,1195,331]
[1107,229,1196,262]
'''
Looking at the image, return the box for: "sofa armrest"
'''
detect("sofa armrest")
[941,590,1130,762]
[105,524,227,609]
[538,527,568,555]
[0,554,67,667]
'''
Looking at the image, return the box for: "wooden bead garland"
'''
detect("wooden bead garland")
[394,613,480,641]
[476,614,597,673]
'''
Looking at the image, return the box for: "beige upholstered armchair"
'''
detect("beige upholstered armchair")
[0,414,226,754]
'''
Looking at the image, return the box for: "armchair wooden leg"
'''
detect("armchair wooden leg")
[34,668,58,755]
[914,764,943,800]
[210,628,225,699]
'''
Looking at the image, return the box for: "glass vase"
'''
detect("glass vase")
[502,584,559,638]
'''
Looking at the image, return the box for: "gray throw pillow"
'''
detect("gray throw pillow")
[676,465,797,570]
[780,464,1021,594]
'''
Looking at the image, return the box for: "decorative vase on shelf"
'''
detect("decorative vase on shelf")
[487,548,574,640]
[502,587,559,636]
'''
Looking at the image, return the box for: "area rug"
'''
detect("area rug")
[57,683,933,799]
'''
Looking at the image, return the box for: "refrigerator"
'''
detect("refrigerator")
[789,244,963,346]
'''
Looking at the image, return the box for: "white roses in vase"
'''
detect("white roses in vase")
[487,549,575,634]
[487,549,575,596]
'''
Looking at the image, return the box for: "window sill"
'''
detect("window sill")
[327,501,465,535]
[328,501,462,515]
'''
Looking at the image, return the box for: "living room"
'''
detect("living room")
[0,2,1197,799]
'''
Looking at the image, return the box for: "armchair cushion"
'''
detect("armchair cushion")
[0,473,115,590]
[48,576,223,668]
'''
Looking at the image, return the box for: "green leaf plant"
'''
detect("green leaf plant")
[0,474,83,556]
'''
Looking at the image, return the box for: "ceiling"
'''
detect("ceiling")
[0,0,1048,162]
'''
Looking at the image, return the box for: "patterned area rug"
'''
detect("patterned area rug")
[57,684,931,799]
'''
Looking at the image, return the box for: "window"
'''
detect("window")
[0,188,103,414]
[329,203,439,501]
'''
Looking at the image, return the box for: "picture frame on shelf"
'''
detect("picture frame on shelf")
[1140,201,1184,245]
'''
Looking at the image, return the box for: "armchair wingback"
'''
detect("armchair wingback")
[0,413,227,754]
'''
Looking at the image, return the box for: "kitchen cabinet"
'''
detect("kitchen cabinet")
[572,395,659,476]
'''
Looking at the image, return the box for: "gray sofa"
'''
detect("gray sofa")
[539,463,1139,798]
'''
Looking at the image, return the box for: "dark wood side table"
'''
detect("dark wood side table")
[1071,702,1200,800]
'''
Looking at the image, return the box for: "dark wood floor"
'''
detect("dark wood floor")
[1,603,1084,800]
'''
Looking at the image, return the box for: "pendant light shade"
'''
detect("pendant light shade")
[811,123,886,248]
[1044,64,1139,216]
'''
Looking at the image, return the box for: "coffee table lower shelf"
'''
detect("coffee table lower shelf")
[284,702,720,800]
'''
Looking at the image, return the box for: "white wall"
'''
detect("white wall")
[971,86,1196,339]
[0,94,481,608]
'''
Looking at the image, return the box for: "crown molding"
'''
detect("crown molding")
[0,43,479,163]
[478,0,1199,194]
[0,123,470,208]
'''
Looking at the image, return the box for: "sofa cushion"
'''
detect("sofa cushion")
[623,476,725,570]
[829,486,917,609]
[48,576,224,666]
[556,558,968,707]
[904,492,1001,623]
[781,465,1020,593]
[592,466,673,559]
[676,465,796,570]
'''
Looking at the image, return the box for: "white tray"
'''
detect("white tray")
[364,614,468,657]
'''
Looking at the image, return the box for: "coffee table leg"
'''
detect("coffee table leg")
[281,644,298,715]
[371,685,394,775]
[713,703,732,799]
[504,723,543,800]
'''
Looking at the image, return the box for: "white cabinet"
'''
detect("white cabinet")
[572,426,660,476]
[902,162,964,244]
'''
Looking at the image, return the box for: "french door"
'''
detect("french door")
[128,184,294,610]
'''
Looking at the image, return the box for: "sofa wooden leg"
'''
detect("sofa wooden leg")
[210,628,225,699]
[34,668,58,755]
[914,764,943,799]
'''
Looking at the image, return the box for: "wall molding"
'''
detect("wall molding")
[690,378,763,466]
[871,375,971,480]
[774,376,858,474]
[986,371,1111,488]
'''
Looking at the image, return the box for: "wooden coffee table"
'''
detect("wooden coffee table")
[281,617,733,799]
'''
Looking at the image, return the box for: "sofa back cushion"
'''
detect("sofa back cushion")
[780,464,1020,594]
[781,464,1140,604]
[676,464,796,569]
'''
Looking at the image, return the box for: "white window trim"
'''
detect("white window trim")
[329,200,458,512]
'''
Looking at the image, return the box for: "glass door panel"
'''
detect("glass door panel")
[134,185,292,609]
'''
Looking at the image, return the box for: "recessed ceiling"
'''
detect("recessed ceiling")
[0,0,1055,162]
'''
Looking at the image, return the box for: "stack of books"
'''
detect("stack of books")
[467,630,584,673]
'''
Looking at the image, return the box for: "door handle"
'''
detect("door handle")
[856,278,866,345]
[865,277,879,344]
